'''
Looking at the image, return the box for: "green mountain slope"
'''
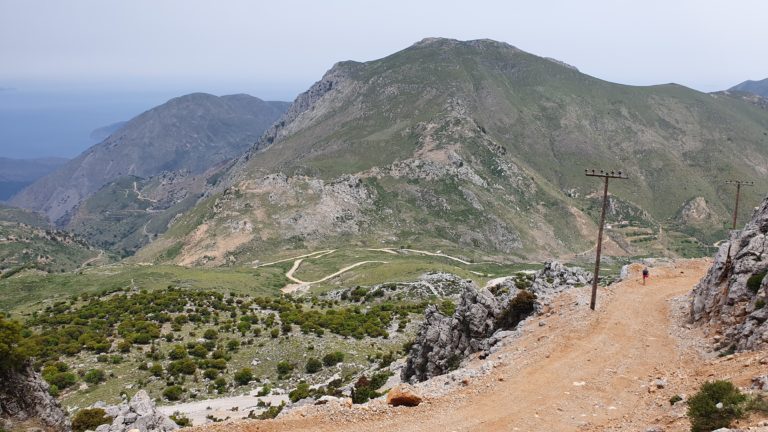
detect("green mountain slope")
[0,205,105,275]
[141,38,768,265]
[10,93,290,224]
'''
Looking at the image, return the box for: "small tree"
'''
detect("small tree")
[163,385,184,401]
[234,368,253,386]
[322,351,345,367]
[84,369,105,384]
[305,358,322,374]
[276,361,294,378]
[687,380,747,432]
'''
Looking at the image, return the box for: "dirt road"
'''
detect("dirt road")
[192,259,765,431]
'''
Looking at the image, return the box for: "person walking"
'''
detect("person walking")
[642,267,649,285]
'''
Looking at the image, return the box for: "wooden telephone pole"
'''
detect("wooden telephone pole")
[585,169,628,310]
[725,180,754,229]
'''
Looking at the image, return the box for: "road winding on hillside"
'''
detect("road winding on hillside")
[196,259,720,432]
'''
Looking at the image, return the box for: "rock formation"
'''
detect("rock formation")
[691,195,768,351]
[0,363,71,431]
[402,261,591,382]
[93,390,178,432]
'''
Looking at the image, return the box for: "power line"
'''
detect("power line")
[585,169,628,311]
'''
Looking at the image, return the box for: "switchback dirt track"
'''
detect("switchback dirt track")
[194,259,767,431]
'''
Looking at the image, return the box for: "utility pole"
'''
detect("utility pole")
[725,180,754,229]
[585,169,628,310]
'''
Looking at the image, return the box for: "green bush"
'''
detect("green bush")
[170,412,192,426]
[305,358,322,374]
[168,359,196,375]
[257,402,285,419]
[276,361,294,378]
[234,368,253,386]
[149,363,164,377]
[84,369,105,384]
[669,394,683,405]
[747,271,766,294]
[687,380,746,432]
[322,351,345,367]
[163,385,184,401]
[755,299,766,309]
[289,381,311,402]
[351,372,392,404]
[72,408,112,432]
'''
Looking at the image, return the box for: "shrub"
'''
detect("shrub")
[747,271,766,294]
[234,368,253,386]
[214,377,227,392]
[169,412,192,427]
[438,299,456,316]
[276,361,294,378]
[497,291,537,329]
[149,363,164,377]
[756,299,766,309]
[84,369,106,384]
[45,371,77,389]
[305,358,322,374]
[669,394,683,405]
[168,359,196,375]
[72,408,112,432]
[168,344,188,360]
[687,380,746,432]
[289,381,311,402]
[257,402,285,419]
[163,385,184,401]
[203,329,218,340]
[322,351,345,367]
[203,368,218,380]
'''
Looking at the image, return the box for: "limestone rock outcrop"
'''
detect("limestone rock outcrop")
[691,195,768,351]
[402,261,590,382]
[0,363,71,431]
[93,390,178,432]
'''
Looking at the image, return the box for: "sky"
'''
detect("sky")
[1,0,767,158]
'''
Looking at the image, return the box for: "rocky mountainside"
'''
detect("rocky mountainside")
[0,363,71,432]
[10,93,289,224]
[691,194,768,352]
[143,38,768,265]
[730,77,768,97]
[403,261,591,382]
[0,157,68,201]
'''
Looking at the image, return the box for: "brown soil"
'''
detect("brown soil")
[192,259,768,431]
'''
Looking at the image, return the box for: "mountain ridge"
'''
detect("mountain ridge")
[140,38,768,266]
[10,93,290,224]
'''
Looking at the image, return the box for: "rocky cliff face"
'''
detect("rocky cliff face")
[0,364,71,431]
[691,195,768,351]
[402,261,591,382]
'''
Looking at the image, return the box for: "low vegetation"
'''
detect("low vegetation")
[685,380,768,432]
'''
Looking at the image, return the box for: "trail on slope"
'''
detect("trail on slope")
[201,259,711,432]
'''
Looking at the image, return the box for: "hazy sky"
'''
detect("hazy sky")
[1,0,767,159]
[2,0,767,98]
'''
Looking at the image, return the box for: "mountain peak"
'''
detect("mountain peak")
[410,37,520,52]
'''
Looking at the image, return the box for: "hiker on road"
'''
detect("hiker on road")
[642,267,649,285]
